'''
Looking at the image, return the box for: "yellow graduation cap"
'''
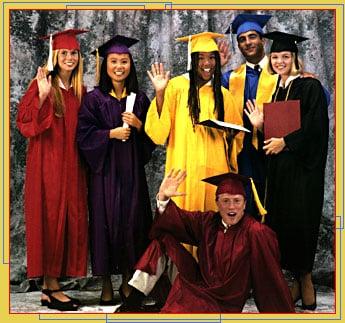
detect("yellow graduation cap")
[176,32,225,70]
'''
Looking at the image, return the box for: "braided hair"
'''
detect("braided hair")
[187,51,224,127]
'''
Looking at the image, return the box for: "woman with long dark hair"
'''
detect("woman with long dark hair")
[16,29,88,311]
[145,32,243,257]
[77,35,154,305]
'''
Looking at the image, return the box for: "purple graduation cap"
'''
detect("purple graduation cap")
[91,35,139,82]
[91,35,139,57]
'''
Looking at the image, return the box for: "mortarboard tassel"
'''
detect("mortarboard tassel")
[95,48,100,84]
[47,34,54,72]
[250,178,267,223]
[187,35,192,71]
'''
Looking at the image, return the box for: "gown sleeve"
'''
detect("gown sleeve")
[249,222,295,313]
[223,89,244,173]
[136,92,156,165]
[16,80,54,138]
[221,70,232,89]
[149,200,206,246]
[283,78,329,169]
[144,80,176,145]
[76,92,111,173]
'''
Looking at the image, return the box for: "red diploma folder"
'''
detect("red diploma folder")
[263,100,301,140]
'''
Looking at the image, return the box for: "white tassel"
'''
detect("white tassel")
[187,35,192,71]
[47,34,54,71]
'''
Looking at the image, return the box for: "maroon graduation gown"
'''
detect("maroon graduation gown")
[16,80,88,278]
[136,201,295,313]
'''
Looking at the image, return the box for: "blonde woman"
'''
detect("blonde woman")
[245,31,329,311]
[16,29,88,311]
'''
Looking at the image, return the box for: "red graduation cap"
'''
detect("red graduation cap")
[202,172,267,222]
[41,29,88,71]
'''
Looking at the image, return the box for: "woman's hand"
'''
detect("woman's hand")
[36,66,52,107]
[263,137,286,155]
[147,62,170,94]
[158,169,187,201]
[244,99,264,131]
[109,127,131,141]
[122,112,142,131]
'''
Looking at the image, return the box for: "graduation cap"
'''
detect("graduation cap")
[202,172,267,222]
[176,31,225,71]
[225,14,271,36]
[264,31,308,69]
[91,35,139,57]
[41,29,88,71]
[264,31,308,53]
[91,35,139,83]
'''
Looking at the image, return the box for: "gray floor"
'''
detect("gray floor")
[10,285,335,314]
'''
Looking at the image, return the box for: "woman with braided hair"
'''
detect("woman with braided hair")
[145,32,243,257]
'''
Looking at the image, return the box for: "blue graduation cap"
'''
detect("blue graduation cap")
[225,14,272,37]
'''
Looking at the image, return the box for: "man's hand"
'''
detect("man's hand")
[218,39,231,67]
[158,169,187,201]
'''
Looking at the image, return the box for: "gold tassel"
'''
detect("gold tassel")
[250,178,267,223]
[96,48,100,85]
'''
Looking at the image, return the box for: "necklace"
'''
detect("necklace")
[273,79,293,102]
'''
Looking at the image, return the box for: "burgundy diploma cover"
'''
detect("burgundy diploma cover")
[263,100,301,140]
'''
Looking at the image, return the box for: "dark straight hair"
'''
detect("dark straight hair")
[98,52,139,94]
[188,51,224,127]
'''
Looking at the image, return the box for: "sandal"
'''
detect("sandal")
[42,289,79,311]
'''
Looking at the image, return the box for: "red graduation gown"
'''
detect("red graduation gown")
[16,80,88,278]
[136,201,294,313]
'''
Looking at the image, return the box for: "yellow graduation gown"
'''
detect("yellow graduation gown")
[145,74,243,213]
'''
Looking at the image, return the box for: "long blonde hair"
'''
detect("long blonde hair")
[41,49,84,117]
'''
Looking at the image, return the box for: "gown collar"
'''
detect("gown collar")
[246,55,268,70]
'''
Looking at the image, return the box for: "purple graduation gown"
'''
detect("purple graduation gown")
[136,201,295,313]
[77,88,154,275]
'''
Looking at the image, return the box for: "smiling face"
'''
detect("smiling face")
[196,51,216,82]
[270,51,293,78]
[237,30,265,64]
[106,52,131,85]
[216,193,246,226]
[57,49,79,72]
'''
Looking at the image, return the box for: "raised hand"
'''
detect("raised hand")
[158,169,187,201]
[244,99,264,131]
[218,39,231,67]
[122,112,142,131]
[147,62,170,93]
[36,66,52,107]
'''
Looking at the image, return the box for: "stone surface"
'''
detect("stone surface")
[10,9,335,286]
[10,285,335,313]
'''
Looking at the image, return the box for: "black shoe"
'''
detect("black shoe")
[302,288,317,311]
[41,294,81,306]
[42,289,79,311]
[41,299,49,306]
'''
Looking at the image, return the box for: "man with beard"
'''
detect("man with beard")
[220,14,276,217]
